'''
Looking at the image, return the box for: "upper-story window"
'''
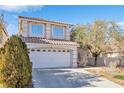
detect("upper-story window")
[52,26,65,39]
[31,24,44,37]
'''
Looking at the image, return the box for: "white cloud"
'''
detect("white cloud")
[0,5,44,13]
[118,21,124,27]
[117,21,124,31]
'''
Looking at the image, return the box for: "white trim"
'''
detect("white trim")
[20,18,69,26]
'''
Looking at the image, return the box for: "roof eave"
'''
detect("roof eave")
[18,16,72,26]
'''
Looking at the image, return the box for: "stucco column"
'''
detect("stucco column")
[29,23,32,37]
[65,26,70,40]
[71,48,78,67]
[45,24,51,39]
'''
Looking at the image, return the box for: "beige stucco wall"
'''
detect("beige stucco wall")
[18,17,78,68]
[19,17,71,40]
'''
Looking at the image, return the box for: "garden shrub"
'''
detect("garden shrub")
[0,35,32,88]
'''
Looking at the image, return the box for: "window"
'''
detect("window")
[37,49,40,52]
[67,50,70,52]
[53,50,56,52]
[52,26,64,39]
[42,50,46,52]
[58,50,61,52]
[63,50,65,52]
[48,50,51,52]
[31,49,35,51]
[31,24,44,37]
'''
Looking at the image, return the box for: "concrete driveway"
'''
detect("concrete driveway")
[32,68,123,88]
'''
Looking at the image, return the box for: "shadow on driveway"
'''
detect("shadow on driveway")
[32,68,103,88]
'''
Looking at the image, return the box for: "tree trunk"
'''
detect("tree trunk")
[94,55,97,66]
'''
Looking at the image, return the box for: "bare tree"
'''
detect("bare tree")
[71,20,123,66]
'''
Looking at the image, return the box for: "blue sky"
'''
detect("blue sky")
[1,5,124,35]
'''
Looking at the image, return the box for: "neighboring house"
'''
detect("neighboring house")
[18,16,79,68]
[104,51,122,58]
[104,50,124,58]
[0,23,8,48]
[104,40,124,58]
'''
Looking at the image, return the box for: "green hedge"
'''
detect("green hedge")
[0,35,32,88]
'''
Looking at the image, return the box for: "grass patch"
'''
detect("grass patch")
[85,67,124,86]
[114,75,124,80]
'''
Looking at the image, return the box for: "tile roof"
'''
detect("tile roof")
[20,36,79,46]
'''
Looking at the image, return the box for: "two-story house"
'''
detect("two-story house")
[18,16,79,68]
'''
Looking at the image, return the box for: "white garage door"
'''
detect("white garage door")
[29,49,71,68]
